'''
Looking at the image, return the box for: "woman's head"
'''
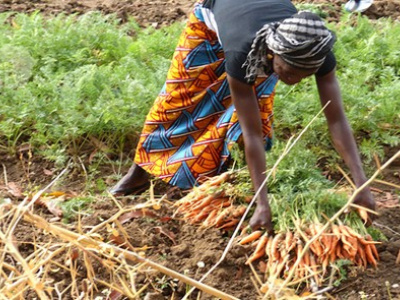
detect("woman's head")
[272,54,318,85]
[244,11,336,83]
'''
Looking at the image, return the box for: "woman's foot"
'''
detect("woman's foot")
[345,0,374,13]
[110,164,150,196]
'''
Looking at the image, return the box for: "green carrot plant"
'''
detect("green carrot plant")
[0,10,398,180]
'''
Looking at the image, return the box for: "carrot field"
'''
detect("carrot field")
[0,1,400,299]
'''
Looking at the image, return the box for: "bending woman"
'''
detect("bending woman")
[111,0,375,232]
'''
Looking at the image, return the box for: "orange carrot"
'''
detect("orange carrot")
[244,196,252,203]
[208,172,230,186]
[184,211,200,220]
[329,249,336,263]
[357,208,370,224]
[246,234,268,265]
[336,244,344,259]
[219,219,239,230]
[239,230,263,245]
[239,226,250,237]
[342,235,358,259]
[357,242,367,268]
[232,205,246,218]
[284,231,294,251]
[344,226,364,240]
[275,256,289,277]
[331,224,341,237]
[303,248,310,266]
[338,226,356,253]
[309,224,323,257]
[296,243,305,278]
[366,235,380,260]
[365,244,378,268]
[280,232,292,257]
[209,197,225,206]
[191,195,215,211]
[356,256,364,267]
[309,254,320,286]
[221,200,233,208]
[321,254,329,274]
[202,209,218,227]
[214,206,235,226]
[320,232,330,254]
[265,238,273,259]
[310,239,324,258]
[271,233,283,261]
[329,228,341,257]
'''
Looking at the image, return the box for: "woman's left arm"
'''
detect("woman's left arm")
[315,69,376,218]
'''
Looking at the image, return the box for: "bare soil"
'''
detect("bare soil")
[0,0,399,27]
[2,147,400,299]
[5,185,400,299]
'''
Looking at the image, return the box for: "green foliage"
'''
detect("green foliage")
[0,11,399,178]
[60,196,93,221]
[367,226,388,242]
[228,141,350,231]
[332,259,353,287]
[266,142,348,230]
[294,3,330,19]
[0,12,183,163]
[274,16,400,170]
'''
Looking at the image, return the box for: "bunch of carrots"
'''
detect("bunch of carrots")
[173,172,248,231]
[239,223,379,286]
[173,171,381,287]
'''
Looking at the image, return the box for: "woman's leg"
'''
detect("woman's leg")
[110,163,150,196]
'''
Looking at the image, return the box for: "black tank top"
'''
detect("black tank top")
[203,0,336,83]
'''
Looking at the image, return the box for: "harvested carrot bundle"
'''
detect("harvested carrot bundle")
[173,170,382,290]
[173,171,249,230]
[239,222,380,288]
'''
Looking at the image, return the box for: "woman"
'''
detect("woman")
[111,0,375,232]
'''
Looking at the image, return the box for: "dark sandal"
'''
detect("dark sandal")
[109,182,150,196]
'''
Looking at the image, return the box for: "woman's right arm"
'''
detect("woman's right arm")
[227,75,273,233]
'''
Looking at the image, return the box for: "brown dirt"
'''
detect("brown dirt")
[0,0,399,27]
[0,0,196,27]
[296,0,400,22]
[2,149,400,299]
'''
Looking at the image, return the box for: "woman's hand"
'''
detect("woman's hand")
[249,201,274,234]
[353,187,376,224]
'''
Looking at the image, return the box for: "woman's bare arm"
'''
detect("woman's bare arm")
[227,75,273,232]
[316,69,375,218]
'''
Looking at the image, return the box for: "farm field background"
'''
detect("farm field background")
[0,0,400,299]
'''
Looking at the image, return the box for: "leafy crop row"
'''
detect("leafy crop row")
[0,12,181,165]
[0,12,399,172]
[274,14,400,172]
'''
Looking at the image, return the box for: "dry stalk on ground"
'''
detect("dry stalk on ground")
[0,201,239,300]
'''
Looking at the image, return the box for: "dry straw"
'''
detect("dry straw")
[1,184,239,300]
[19,210,239,300]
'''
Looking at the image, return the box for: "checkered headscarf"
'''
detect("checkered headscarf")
[244,11,336,83]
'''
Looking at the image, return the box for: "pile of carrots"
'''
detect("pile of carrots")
[239,224,379,286]
[173,171,380,286]
[173,172,248,231]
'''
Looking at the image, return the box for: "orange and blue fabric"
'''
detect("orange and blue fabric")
[134,3,278,189]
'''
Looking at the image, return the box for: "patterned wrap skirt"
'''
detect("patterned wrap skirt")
[134,3,279,189]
